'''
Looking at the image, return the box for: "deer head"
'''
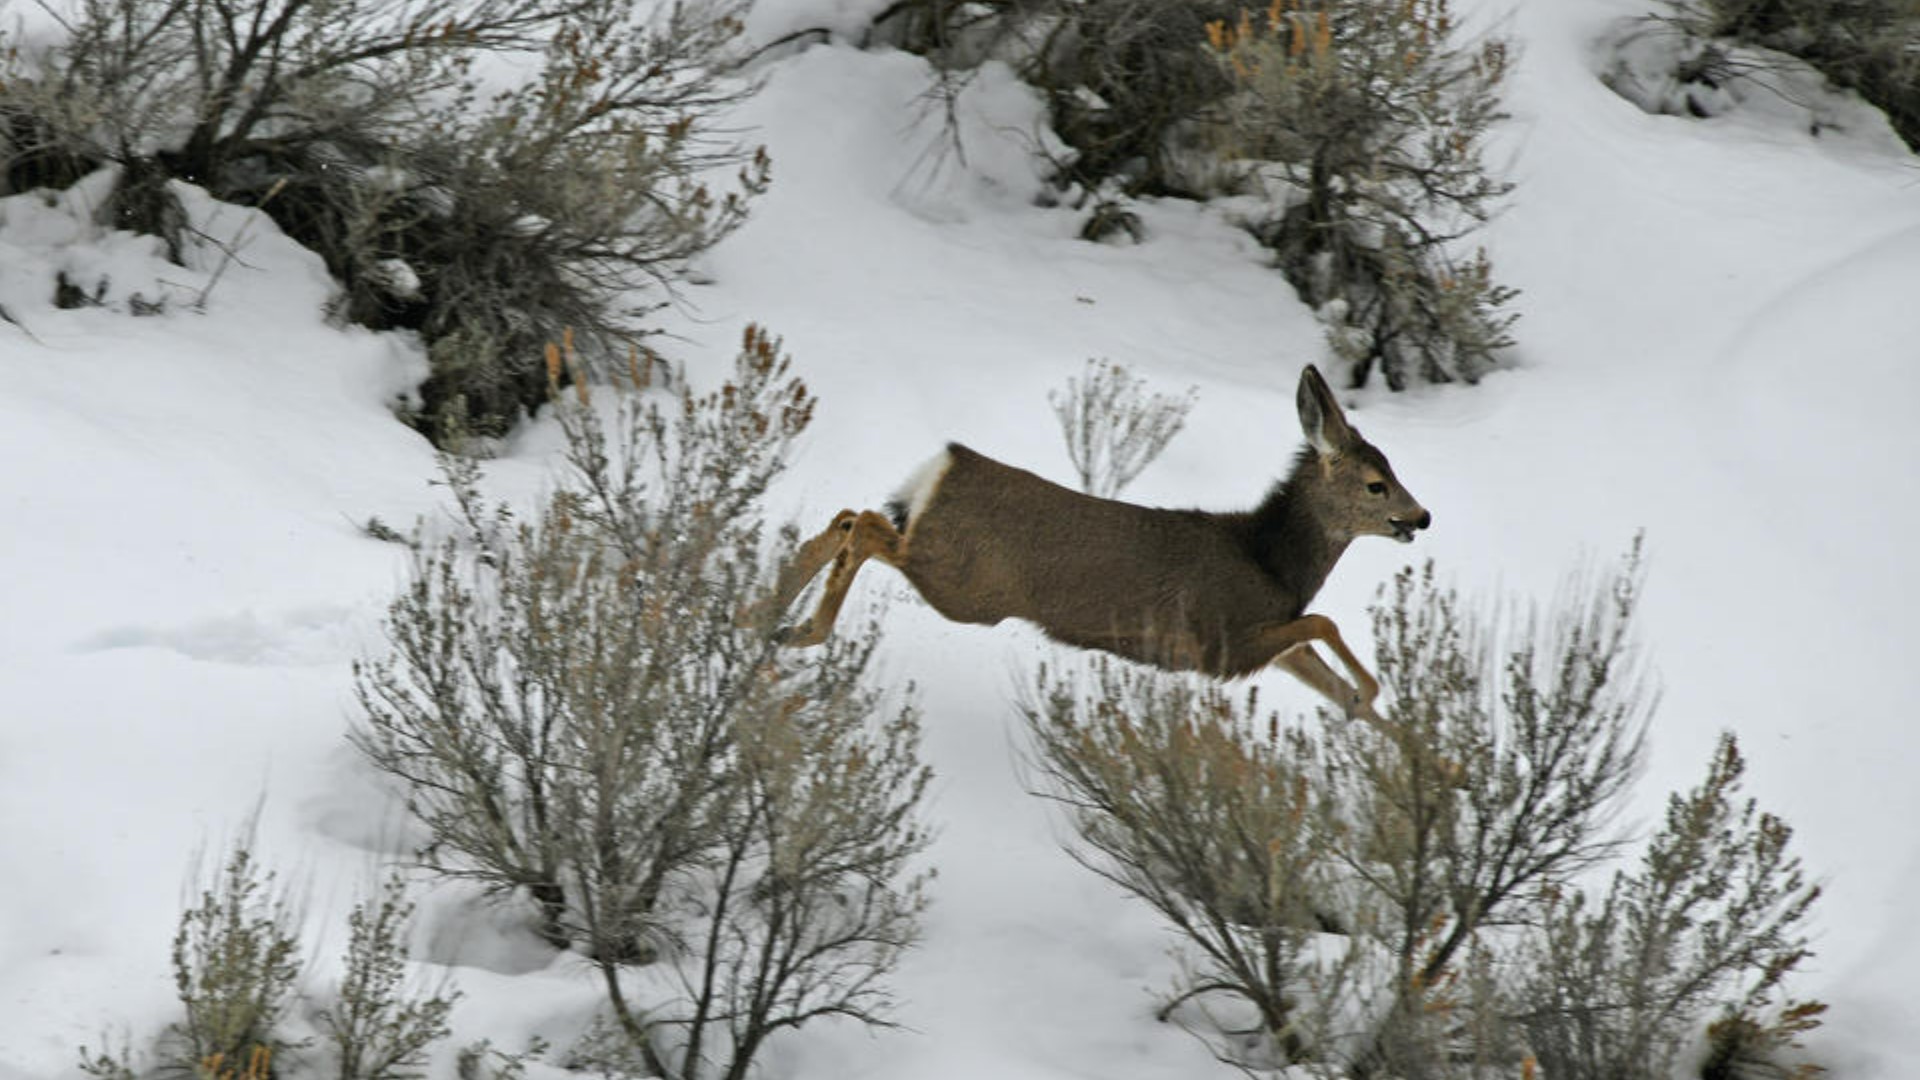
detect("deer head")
[1295,365,1431,544]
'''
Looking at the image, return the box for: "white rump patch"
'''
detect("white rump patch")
[891,448,953,528]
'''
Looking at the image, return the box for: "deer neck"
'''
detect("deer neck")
[1248,457,1351,610]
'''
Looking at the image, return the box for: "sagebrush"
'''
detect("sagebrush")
[1026,543,1824,1077]
[1203,0,1518,389]
[858,0,1517,391]
[2,0,763,437]
[1666,0,1920,149]
[319,873,460,1080]
[1049,358,1196,498]
[355,328,932,1080]
[1516,732,1824,1080]
[77,835,469,1080]
[168,839,305,1078]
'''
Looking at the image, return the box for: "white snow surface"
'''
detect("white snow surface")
[4,1,1920,1076]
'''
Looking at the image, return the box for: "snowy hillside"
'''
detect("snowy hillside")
[4,0,1920,1077]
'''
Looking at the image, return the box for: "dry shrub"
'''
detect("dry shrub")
[1027,542,1823,1077]
[2,0,763,438]
[355,330,932,1080]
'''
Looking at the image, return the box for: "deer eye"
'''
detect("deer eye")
[1366,481,1388,495]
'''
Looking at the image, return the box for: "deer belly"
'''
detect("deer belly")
[903,552,1245,672]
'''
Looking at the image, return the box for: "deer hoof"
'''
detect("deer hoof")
[774,622,822,648]
[1355,678,1381,708]
[1346,696,1387,728]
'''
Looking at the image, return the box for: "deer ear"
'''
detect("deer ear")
[1297,364,1357,455]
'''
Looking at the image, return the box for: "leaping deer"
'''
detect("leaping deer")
[763,364,1430,719]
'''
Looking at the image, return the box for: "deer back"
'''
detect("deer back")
[895,444,1306,674]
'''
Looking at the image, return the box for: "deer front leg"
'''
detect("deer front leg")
[1255,613,1382,721]
[1275,646,1383,726]
[779,510,905,647]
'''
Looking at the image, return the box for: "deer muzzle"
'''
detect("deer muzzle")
[1390,510,1433,543]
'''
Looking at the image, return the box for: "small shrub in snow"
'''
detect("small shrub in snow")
[317,873,459,1080]
[1048,358,1196,498]
[76,842,470,1080]
[1516,732,1825,1080]
[2,0,764,439]
[355,328,932,1080]
[354,329,817,957]
[77,1033,142,1080]
[867,0,1244,196]
[366,1,767,437]
[1027,541,1822,1076]
[167,838,305,1079]
[1204,0,1519,390]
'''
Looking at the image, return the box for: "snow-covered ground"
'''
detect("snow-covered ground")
[4,0,1919,1076]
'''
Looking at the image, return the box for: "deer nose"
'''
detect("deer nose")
[1415,510,1432,530]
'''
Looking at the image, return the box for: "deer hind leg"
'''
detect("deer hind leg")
[1256,613,1382,721]
[752,510,858,628]
[774,509,906,647]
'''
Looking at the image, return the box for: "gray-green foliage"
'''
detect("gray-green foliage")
[455,1038,547,1080]
[1025,664,1328,1067]
[864,0,1244,196]
[1313,552,1652,1076]
[1026,543,1821,1076]
[601,655,933,1080]
[1205,0,1518,389]
[353,329,817,958]
[1517,733,1824,1080]
[319,874,459,1080]
[391,1,767,436]
[1348,556,1652,972]
[3,0,763,438]
[77,1032,142,1080]
[355,330,932,1080]
[167,839,305,1078]
[868,0,1517,392]
[75,841,472,1080]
